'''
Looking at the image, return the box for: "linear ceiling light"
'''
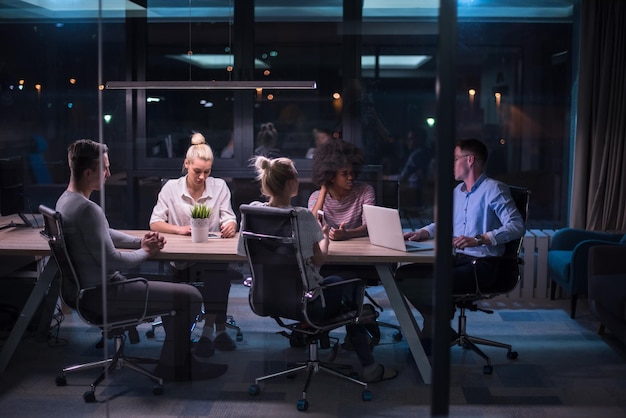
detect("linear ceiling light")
[361,55,431,70]
[105,81,317,90]
[166,54,271,70]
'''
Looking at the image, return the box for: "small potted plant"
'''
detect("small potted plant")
[190,203,211,243]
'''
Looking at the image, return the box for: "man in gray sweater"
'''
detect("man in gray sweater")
[56,139,227,381]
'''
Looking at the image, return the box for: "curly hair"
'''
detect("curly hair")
[311,139,365,187]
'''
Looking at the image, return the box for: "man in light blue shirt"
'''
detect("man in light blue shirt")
[395,138,525,354]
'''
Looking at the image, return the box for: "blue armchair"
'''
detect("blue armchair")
[548,228,626,318]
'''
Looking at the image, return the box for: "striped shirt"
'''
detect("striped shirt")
[307,182,375,230]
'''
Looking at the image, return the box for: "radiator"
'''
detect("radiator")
[512,229,555,299]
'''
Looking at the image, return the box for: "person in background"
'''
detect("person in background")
[253,122,283,159]
[386,127,432,208]
[150,132,239,358]
[56,139,227,381]
[220,131,234,159]
[238,156,398,383]
[395,138,525,355]
[308,138,374,241]
[305,127,333,159]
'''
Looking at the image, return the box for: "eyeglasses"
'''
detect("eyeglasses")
[454,154,472,161]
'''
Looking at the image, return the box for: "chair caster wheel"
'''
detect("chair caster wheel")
[153,384,164,396]
[236,332,244,342]
[248,384,260,396]
[362,389,373,401]
[392,331,403,341]
[55,375,67,386]
[296,399,309,411]
[483,365,493,375]
[83,390,96,403]
[146,330,155,339]
[507,351,518,359]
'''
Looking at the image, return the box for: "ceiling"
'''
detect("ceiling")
[0,0,576,22]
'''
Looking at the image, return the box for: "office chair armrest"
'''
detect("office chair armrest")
[321,277,367,306]
[321,277,365,290]
[301,278,367,330]
[77,278,150,328]
[469,255,521,297]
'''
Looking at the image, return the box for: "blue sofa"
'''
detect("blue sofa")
[588,245,626,344]
[547,228,626,318]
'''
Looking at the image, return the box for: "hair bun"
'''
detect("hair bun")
[190,132,206,145]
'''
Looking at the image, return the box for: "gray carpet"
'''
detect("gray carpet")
[1,283,625,417]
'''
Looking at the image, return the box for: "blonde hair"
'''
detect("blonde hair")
[253,156,297,198]
[184,132,214,172]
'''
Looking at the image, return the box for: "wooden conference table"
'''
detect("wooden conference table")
[0,219,435,383]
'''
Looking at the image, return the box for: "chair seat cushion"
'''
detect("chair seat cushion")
[548,250,573,287]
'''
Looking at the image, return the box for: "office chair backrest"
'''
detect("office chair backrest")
[484,185,530,294]
[505,186,530,258]
[39,204,152,328]
[239,204,307,321]
[39,204,81,310]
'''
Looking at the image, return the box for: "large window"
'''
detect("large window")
[0,1,576,229]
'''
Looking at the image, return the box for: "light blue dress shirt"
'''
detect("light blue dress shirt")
[421,174,525,257]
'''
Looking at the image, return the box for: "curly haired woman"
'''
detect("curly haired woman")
[308,139,375,241]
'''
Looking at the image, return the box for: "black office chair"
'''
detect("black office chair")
[239,204,373,412]
[39,205,168,403]
[450,186,530,374]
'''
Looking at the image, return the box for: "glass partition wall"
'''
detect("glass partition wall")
[0,1,576,411]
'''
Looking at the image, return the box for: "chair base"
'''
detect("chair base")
[452,306,518,374]
[56,334,163,402]
[249,340,371,410]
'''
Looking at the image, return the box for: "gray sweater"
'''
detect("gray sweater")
[56,190,148,288]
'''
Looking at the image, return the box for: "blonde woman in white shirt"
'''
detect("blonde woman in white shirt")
[150,132,239,357]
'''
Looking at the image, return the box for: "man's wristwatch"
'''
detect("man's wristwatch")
[475,234,485,245]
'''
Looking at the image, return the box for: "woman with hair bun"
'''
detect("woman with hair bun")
[253,122,283,159]
[237,155,398,383]
[150,131,239,358]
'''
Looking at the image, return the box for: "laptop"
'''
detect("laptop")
[363,204,434,252]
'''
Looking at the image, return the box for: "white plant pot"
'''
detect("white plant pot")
[190,218,210,243]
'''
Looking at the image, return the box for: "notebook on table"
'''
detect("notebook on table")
[363,204,434,252]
